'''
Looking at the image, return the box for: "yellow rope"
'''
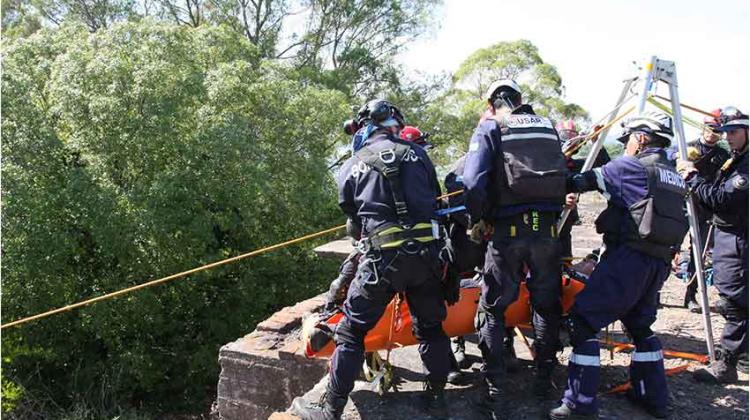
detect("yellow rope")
[4,189,467,330]
[1,224,346,330]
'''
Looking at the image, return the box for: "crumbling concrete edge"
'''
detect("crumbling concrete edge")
[215,294,329,420]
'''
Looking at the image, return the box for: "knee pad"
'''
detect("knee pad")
[567,313,597,347]
[333,318,366,349]
[413,320,447,342]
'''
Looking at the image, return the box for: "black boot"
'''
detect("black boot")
[548,402,596,419]
[503,336,520,374]
[625,388,670,418]
[453,336,469,369]
[447,368,464,385]
[475,379,506,420]
[737,352,748,374]
[533,360,556,398]
[421,381,449,418]
[291,388,347,420]
[694,355,739,384]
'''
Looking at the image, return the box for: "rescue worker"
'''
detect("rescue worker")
[443,155,520,377]
[677,106,748,383]
[549,111,689,419]
[294,100,451,419]
[463,79,570,416]
[316,126,433,321]
[668,109,729,311]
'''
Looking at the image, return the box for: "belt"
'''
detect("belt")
[497,211,558,238]
[359,222,439,252]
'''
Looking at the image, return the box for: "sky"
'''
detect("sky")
[397,0,749,138]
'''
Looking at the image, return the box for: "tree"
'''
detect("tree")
[2,21,347,416]
[452,39,589,122]
[397,40,590,166]
[284,0,441,96]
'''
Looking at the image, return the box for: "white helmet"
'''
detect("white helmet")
[617,111,674,145]
[484,79,522,101]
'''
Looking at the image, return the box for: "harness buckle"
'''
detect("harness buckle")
[356,238,371,254]
[401,239,422,255]
[379,149,397,164]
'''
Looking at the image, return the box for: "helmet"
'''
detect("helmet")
[399,126,431,148]
[484,79,522,110]
[359,99,405,128]
[703,108,722,129]
[556,119,579,141]
[343,99,405,136]
[716,106,749,132]
[556,119,577,132]
[617,111,674,146]
[484,79,522,101]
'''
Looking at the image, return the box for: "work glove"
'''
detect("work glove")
[564,193,578,210]
[469,220,493,243]
[442,263,461,306]
[676,158,697,179]
[686,146,701,162]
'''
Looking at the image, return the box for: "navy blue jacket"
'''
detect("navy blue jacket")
[463,106,562,222]
[338,131,441,235]
[687,151,748,236]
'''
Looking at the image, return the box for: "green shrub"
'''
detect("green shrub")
[2,20,346,416]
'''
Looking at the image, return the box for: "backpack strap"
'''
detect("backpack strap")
[355,139,413,226]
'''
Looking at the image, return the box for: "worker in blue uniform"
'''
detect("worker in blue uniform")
[668,110,730,311]
[549,111,689,419]
[463,79,570,417]
[677,106,748,383]
[293,99,451,419]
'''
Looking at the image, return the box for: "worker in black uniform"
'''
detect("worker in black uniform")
[463,79,569,417]
[549,111,689,419]
[677,106,748,383]
[293,99,452,419]
[668,110,730,311]
[443,155,521,379]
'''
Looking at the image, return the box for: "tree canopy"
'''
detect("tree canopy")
[2,21,347,417]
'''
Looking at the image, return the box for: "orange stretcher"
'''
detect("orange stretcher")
[304,275,586,358]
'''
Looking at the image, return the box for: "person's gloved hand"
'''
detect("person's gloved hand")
[565,193,578,209]
[676,158,697,179]
[442,264,460,306]
[686,146,701,162]
[469,220,493,243]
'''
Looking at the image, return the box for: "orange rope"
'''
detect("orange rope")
[564,105,636,157]
[604,364,690,395]
[653,95,713,117]
[600,339,710,364]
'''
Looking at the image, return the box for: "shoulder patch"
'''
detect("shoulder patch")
[732,175,748,190]
[469,141,479,152]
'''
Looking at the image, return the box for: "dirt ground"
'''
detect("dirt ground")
[290,194,749,419]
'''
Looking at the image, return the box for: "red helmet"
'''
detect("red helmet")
[703,108,722,128]
[555,119,578,141]
[400,126,430,147]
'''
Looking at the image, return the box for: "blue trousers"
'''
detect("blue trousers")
[478,227,561,388]
[713,229,748,358]
[329,245,451,397]
[561,244,670,414]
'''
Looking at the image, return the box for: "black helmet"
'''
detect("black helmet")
[359,99,405,128]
